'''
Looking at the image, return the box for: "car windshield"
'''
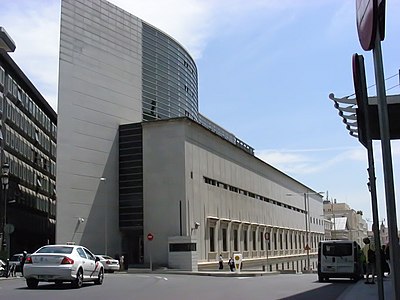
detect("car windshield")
[10,255,21,261]
[36,246,73,254]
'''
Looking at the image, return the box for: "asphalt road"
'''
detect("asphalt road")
[0,273,353,300]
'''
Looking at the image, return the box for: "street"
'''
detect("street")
[0,273,353,300]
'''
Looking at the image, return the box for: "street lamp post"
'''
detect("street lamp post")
[100,177,107,254]
[304,193,310,271]
[287,191,324,271]
[1,163,10,258]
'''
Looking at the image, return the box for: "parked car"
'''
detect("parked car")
[23,244,104,289]
[9,253,25,272]
[95,255,120,273]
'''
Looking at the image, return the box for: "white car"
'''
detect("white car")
[95,255,120,273]
[23,244,104,289]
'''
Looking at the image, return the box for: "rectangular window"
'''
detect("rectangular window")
[7,75,13,94]
[0,66,4,87]
[233,229,238,251]
[209,227,215,252]
[222,228,227,251]
[169,243,196,252]
[260,232,264,250]
[243,230,248,251]
[252,231,256,250]
[280,233,283,250]
[274,233,277,250]
[285,233,288,250]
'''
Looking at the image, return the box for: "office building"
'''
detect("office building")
[57,0,324,271]
[0,49,57,256]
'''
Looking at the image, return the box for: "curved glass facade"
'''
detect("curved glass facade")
[142,23,199,122]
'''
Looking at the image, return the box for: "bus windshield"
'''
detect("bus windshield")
[322,243,352,256]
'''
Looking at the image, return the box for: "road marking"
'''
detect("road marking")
[135,274,151,278]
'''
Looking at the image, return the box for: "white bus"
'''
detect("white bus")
[317,240,363,282]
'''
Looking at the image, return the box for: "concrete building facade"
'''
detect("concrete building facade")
[57,0,324,271]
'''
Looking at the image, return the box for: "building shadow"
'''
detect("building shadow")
[279,279,353,300]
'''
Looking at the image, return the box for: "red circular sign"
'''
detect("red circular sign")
[356,0,377,51]
[147,233,154,241]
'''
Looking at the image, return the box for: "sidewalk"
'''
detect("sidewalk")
[338,276,393,300]
[0,274,23,280]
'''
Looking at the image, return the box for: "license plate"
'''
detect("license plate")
[38,275,53,280]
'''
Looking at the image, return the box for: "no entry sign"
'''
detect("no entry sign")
[147,233,154,241]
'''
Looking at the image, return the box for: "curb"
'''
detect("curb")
[0,275,23,280]
[126,269,281,277]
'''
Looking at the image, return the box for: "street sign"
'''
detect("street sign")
[352,53,369,147]
[4,224,14,234]
[356,0,386,51]
[264,232,270,241]
[356,0,376,50]
[147,233,154,241]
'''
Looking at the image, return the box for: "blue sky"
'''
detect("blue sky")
[1,0,400,227]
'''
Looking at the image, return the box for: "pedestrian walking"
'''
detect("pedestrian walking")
[20,251,28,276]
[120,255,125,271]
[228,256,235,272]
[9,263,16,277]
[218,254,223,270]
[382,244,390,276]
[362,237,376,284]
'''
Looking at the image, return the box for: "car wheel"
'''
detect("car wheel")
[95,268,104,285]
[72,268,83,288]
[26,278,39,289]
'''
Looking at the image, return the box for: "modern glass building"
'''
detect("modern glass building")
[0,49,57,256]
[142,23,198,122]
[57,0,323,271]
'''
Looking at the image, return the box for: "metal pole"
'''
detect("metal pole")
[100,178,107,255]
[3,183,5,252]
[332,202,336,240]
[355,53,384,299]
[304,193,310,271]
[149,242,152,271]
[4,186,9,261]
[358,53,384,299]
[307,194,311,270]
[266,239,269,271]
[105,201,107,255]
[373,33,400,300]
[367,161,384,299]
